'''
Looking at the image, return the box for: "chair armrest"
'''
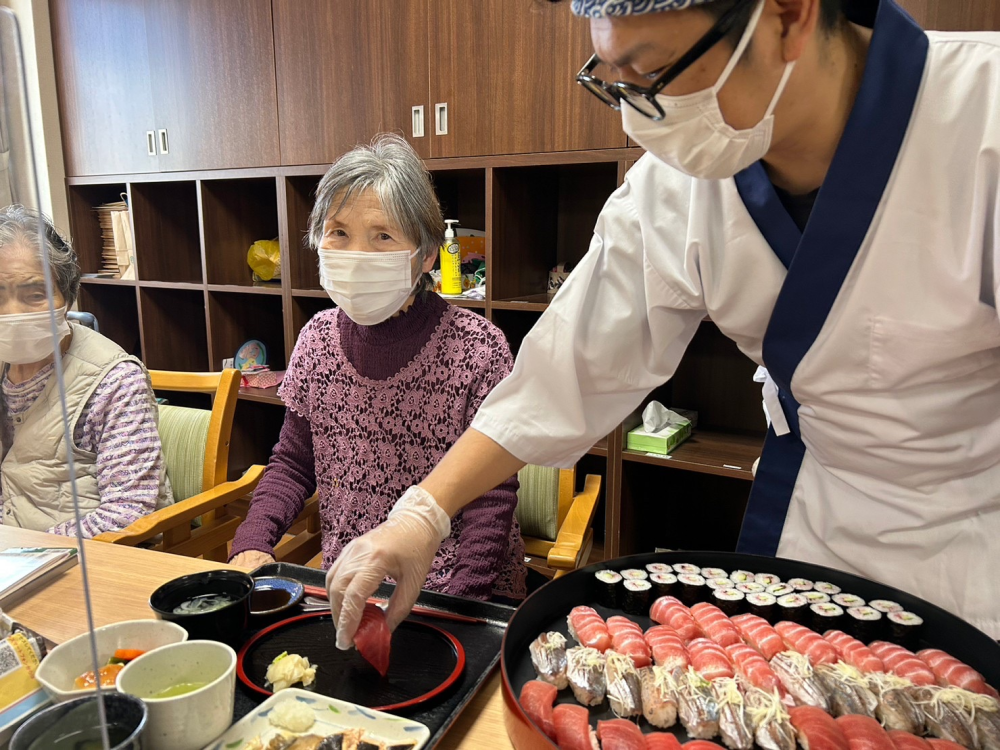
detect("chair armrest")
[94,465,265,547]
[547,474,602,570]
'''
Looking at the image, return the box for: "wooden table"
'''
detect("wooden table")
[1,527,512,750]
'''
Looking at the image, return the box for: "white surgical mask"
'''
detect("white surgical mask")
[622,0,796,180]
[0,307,70,365]
[318,249,420,326]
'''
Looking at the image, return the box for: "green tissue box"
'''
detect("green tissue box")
[627,420,692,455]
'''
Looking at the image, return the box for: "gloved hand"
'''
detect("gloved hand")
[326,485,451,650]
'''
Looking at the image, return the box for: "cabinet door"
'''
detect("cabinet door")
[272,0,431,165]
[144,0,279,171]
[429,0,626,158]
[897,0,1000,29]
[50,0,158,176]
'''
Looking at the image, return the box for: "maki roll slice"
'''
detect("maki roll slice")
[788,578,814,591]
[712,588,745,616]
[804,591,831,605]
[767,583,794,598]
[621,568,649,581]
[730,570,755,585]
[809,602,845,632]
[701,567,728,580]
[706,577,735,591]
[650,572,678,598]
[814,581,842,596]
[869,599,903,614]
[736,581,765,595]
[846,605,883,642]
[677,573,707,605]
[646,563,672,575]
[622,579,653,615]
[747,592,776,621]
[887,611,923,648]
[594,570,623,608]
[673,563,701,575]
[776,593,808,622]
[755,573,781,587]
[833,593,865,609]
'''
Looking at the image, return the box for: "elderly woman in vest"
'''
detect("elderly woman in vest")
[0,205,171,536]
[229,135,526,604]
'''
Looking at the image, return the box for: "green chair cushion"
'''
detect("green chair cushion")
[157,404,210,503]
[516,465,560,542]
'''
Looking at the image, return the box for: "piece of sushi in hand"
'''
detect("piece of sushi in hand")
[594,570,623,608]
[640,665,679,729]
[622,579,653,616]
[809,602,845,633]
[529,631,569,689]
[650,572,678,599]
[887,611,923,649]
[678,573,708,605]
[713,588,746,616]
[776,593,808,623]
[787,578,814,591]
[566,646,607,706]
[847,605,884,642]
[746,592,777,622]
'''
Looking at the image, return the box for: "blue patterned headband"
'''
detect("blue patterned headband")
[571,0,717,18]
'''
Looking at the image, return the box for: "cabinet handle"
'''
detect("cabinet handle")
[434,103,448,136]
[411,105,425,138]
[146,131,156,156]
[158,128,169,155]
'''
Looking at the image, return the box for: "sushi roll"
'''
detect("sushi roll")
[767,582,794,598]
[755,573,781,587]
[804,591,831,605]
[776,593,809,622]
[846,605,883,642]
[736,581,766,595]
[701,567,728,580]
[673,563,701,576]
[869,599,903,614]
[650,572,677,598]
[594,570,623,608]
[730,570,755,584]
[706,577,735,591]
[747,591,777,621]
[646,563,672,576]
[621,568,649,581]
[712,588,745,616]
[677,573,707,605]
[787,578,814,591]
[814,581,842,596]
[809,602,845,631]
[887,611,923,648]
[622,579,652,615]
[832,593,865,609]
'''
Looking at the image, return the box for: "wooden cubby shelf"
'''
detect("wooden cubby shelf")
[622,430,763,482]
[491,294,553,312]
[238,386,283,406]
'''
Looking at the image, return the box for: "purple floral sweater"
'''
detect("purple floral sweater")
[231,294,526,600]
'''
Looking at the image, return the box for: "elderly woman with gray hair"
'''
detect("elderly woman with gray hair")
[230,135,526,603]
[0,205,171,536]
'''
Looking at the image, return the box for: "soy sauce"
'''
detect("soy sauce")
[250,587,292,612]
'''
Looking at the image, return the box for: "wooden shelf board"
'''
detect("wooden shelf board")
[439,295,486,309]
[238,385,283,406]
[622,429,763,481]
[80,276,136,287]
[587,436,609,457]
[138,280,204,291]
[491,294,553,312]
[291,288,329,298]
[207,283,283,296]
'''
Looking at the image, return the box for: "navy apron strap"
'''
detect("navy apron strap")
[736,427,807,555]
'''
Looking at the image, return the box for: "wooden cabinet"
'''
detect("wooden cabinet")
[50,0,158,176]
[428,0,626,157]
[52,0,279,176]
[898,0,1000,29]
[272,0,431,165]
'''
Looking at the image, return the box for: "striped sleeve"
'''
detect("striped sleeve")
[48,362,165,538]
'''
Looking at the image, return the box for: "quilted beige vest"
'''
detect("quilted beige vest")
[1,325,170,531]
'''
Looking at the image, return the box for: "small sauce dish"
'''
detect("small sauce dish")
[249,576,305,617]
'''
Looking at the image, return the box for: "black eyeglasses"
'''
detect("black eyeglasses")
[576,0,751,121]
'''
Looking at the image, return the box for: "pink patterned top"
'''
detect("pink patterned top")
[232,295,526,600]
[0,361,166,537]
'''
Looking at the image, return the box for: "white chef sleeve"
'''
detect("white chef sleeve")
[472,172,707,468]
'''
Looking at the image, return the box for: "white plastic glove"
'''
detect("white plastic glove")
[326,485,451,650]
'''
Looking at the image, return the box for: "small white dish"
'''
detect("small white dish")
[35,619,188,703]
[206,688,431,750]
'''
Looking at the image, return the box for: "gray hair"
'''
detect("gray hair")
[307,134,445,290]
[0,204,80,307]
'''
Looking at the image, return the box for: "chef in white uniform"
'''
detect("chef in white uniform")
[327,0,1000,646]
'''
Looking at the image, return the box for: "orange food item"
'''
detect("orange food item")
[113,649,145,662]
[74,663,124,690]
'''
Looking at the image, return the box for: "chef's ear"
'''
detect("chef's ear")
[773,0,823,63]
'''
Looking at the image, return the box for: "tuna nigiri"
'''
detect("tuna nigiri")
[789,705,850,750]
[925,741,967,750]
[692,603,744,648]
[836,714,896,750]
[553,703,598,750]
[732,613,785,661]
[646,625,691,672]
[683,742,728,750]
[651,596,705,643]
[917,648,999,699]
[726,642,785,697]
[355,602,391,677]
[775,621,839,666]
[597,718,647,750]
[519,679,558,740]
[646,734,685,750]
[568,606,612,653]
[608,615,653,668]
[689,638,735,681]
[824,630,886,674]
[886,730,932,750]
[870,642,936,687]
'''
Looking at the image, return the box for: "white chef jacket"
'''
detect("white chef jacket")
[473,1,1000,637]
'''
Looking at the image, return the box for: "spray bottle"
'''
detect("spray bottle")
[439,219,462,295]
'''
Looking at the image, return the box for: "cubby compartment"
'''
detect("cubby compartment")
[490,162,617,306]
[65,183,129,277]
[229,399,285,481]
[285,175,323,291]
[130,181,202,283]
[76,284,141,357]
[429,168,487,232]
[490,308,542,357]
[201,177,280,287]
[138,287,209,371]
[207,291,286,372]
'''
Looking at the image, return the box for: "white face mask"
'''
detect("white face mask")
[318,249,421,326]
[622,0,796,180]
[0,307,71,365]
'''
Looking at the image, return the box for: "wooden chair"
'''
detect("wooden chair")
[516,465,602,579]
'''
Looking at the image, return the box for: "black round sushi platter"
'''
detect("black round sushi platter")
[500,550,1000,750]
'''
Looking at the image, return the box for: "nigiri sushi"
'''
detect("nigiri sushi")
[744,686,796,750]
[568,606,612,653]
[640,665,678,729]
[519,679,558,740]
[566,646,607,706]
[788,705,850,750]
[553,703,599,750]
[606,650,643,718]
[712,677,754,750]
[529,631,568,689]
[814,663,878,718]
[675,666,721,740]
[597,718,646,750]
[836,714,896,750]
[770,650,831,712]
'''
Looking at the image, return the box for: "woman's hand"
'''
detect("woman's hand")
[326,486,450,650]
[230,550,276,569]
